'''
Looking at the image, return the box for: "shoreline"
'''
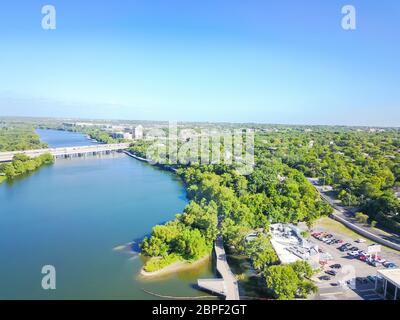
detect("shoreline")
[123,150,178,173]
[139,254,211,278]
[122,150,150,162]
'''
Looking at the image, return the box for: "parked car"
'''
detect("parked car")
[384,263,397,269]
[325,270,337,276]
[358,254,370,261]
[319,275,331,281]
[348,250,361,257]
[367,259,382,267]
[330,264,342,269]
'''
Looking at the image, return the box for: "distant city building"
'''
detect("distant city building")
[134,125,143,139]
[123,132,133,140]
[111,132,125,139]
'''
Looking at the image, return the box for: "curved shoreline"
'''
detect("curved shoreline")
[139,254,211,278]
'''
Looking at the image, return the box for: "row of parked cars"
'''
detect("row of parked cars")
[312,232,343,245]
[312,231,398,269]
[342,244,397,268]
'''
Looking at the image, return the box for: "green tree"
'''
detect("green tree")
[355,212,369,224]
[264,265,299,300]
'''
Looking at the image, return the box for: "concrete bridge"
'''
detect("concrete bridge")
[0,143,130,163]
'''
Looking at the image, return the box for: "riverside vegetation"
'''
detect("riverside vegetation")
[130,135,331,299]
[0,124,54,182]
[1,153,54,180]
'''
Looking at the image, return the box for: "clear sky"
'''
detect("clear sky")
[0,0,399,126]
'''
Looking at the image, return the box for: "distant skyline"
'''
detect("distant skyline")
[0,0,399,126]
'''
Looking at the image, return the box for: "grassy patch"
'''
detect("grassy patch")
[0,176,6,184]
[315,217,399,253]
[316,217,369,240]
[143,254,181,272]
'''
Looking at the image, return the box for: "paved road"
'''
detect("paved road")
[308,178,400,251]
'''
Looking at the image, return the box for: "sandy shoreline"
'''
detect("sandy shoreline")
[139,254,211,278]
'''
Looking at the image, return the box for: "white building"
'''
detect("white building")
[270,224,320,267]
[134,125,144,139]
[123,132,133,140]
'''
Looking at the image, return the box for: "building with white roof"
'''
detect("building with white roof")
[270,223,320,267]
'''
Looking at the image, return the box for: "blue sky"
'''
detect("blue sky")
[0,0,399,126]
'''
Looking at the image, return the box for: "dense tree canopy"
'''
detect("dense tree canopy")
[0,125,47,151]
[1,153,54,179]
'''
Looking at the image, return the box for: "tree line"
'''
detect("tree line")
[0,153,54,180]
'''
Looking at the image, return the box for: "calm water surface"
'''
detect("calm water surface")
[0,130,213,299]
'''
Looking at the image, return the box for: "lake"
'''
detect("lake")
[0,129,214,299]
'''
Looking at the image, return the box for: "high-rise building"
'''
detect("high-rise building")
[134,125,143,139]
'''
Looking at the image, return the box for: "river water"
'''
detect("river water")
[0,129,213,299]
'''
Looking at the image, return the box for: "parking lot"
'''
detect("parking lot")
[308,228,400,300]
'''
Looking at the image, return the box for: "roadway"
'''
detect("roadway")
[308,178,400,251]
[0,143,130,162]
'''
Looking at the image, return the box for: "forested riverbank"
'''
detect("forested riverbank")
[0,124,54,182]
[0,123,47,151]
[0,153,54,180]
[129,137,331,299]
